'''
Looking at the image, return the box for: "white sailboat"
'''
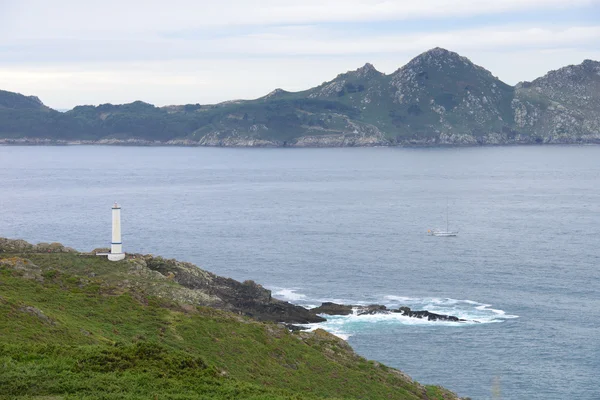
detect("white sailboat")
[429,200,458,237]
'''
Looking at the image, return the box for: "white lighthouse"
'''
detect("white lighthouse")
[108,202,125,261]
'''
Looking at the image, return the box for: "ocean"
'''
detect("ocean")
[1,145,598,399]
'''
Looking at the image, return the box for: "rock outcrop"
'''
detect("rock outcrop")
[0,238,76,253]
[0,238,467,325]
[311,302,466,322]
[311,302,354,315]
[394,306,465,322]
[138,255,325,323]
[513,59,600,143]
[0,238,324,324]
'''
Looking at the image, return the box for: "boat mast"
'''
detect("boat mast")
[446,198,449,232]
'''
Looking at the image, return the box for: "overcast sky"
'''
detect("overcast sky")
[1,0,599,109]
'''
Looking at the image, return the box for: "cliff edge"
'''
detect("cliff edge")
[0,237,463,399]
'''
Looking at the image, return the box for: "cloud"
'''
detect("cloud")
[1,0,598,38]
[1,24,598,63]
[210,25,600,56]
[0,0,598,108]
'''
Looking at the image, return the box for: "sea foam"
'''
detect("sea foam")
[302,295,518,339]
[271,288,307,302]
[269,289,518,340]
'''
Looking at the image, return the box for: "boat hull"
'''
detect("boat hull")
[430,231,458,237]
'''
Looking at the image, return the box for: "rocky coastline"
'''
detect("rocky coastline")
[1,133,599,148]
[311,302,466,322]
[0,238,466,329]
[0,236,467,399]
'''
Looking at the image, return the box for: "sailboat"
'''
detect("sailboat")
[428,200,458,237]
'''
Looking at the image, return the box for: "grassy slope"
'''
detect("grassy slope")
[0,253,458,400]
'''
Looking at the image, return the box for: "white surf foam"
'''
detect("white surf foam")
[302,320,352,340]
[271,288,307,302]
[272,291,518,339]
[475,304,519,319]
[299,296,519,339]
[303,304,320,310]
[384,295,414,302]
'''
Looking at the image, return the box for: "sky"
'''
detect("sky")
[0,0,599,109]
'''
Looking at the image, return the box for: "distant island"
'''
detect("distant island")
[0,237,464,399]
[1,47,599,147]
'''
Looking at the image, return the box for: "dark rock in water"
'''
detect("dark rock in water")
[311,302,354,315]
[398,306,411,314]
[356,304,390,316]
[282,323,309,332]
[310,301,465,322]
[393,307,465,322]
[312,302,390,316]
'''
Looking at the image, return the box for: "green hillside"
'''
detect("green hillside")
[0,240,461,400]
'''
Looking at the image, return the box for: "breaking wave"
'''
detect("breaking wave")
[271,288,518,340]
[271,288,307,302]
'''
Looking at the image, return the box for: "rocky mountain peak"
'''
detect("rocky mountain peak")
[423,47,455,57]
[513,57,600,139]
[334,62,382,81]
[408,47,467,66]
[307,62,384,99]
[352,62,381,78]
[389,47,498,94]
[262,88,289,99]
[396,47,496,80]
[581,59,600,73]
[360,62,376,70]
[526,59,600,89]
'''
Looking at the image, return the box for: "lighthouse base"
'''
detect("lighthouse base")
[107,253,126,261]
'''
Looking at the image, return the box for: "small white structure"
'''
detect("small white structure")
[97,202,126,261]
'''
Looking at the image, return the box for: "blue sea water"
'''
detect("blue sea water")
[0,145,599,400]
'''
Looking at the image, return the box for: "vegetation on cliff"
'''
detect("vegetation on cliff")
[0,238,460,399]
[1,48,598,146]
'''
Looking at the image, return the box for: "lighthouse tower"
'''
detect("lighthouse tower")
[108,202,125,261]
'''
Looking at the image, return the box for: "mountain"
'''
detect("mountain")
[0,90,91,140]
[0,89,47,110]
[0,237,461,399]
[387,48,515,144]
[1,48,599,146]
[513,59,600,143]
